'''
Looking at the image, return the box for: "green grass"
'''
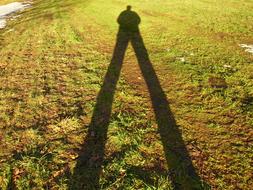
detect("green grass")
[0,0,252,189]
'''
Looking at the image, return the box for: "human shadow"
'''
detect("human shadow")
[70,6,206,190]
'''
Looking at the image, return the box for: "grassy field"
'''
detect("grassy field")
[0,0,252,189]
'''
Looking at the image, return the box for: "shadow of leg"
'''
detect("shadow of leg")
[69,32,129,190]
[131,32,204,189]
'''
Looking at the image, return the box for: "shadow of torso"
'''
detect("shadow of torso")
[117,9,141,33]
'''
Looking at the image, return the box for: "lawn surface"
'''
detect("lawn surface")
[0,0,252,189]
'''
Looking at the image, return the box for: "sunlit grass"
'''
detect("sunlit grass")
[0,0,252,189]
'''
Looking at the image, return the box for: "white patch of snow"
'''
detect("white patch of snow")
[223,64,232,68]
[239,44,253,55]
[179,57,186,62]
[0,2,30,29]
[0,19,6,28]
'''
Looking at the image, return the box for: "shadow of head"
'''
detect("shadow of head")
[117,5,141,32]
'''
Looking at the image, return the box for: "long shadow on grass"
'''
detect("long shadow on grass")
[70,6,205,190]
